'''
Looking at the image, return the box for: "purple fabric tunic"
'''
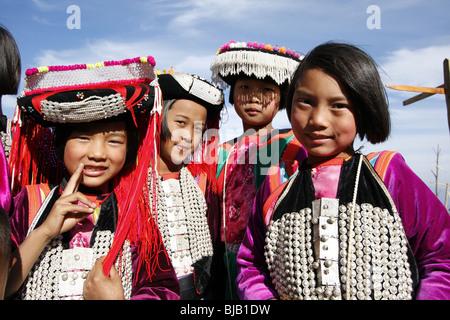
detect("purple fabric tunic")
[0,143,11,213]
[10,186,180,300]
[236,152,450,300]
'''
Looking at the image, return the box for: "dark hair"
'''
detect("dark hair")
[227,74,288,110]
[286,42,390,144]
[54,113,139,167]
[0,25,21,96]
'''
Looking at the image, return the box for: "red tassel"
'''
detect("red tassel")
[102,106,164,280]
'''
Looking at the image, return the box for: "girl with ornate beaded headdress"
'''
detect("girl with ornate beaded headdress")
[6,57,180,300]
[236,42,450,300]
[210,40,308,299]
[152,72,224,300]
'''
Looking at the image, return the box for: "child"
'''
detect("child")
[6,57,180,300]
[152,72,224,299]
[236,42,450,300]
[210,40,308,299]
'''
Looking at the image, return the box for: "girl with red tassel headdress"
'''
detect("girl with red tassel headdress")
[150,72,224,299]
[6,57,180,300]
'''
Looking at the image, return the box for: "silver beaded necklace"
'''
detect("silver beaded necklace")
[149,166,213,276]
[265,155,414,300]
[22,187,133,300]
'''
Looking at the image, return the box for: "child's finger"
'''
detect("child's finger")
[58,191,97,209]
[62,163,84,196]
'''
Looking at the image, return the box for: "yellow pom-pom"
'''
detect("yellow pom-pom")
[37,66,49,73]
[156,70,162,75]
[168,67,174,74]
[86,64,94,69]
[95,62,104,68]
[140,57,148,63]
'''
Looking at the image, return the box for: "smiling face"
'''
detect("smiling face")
[159,99,207,174]
[290,68,357,165]
[63,120,128,193]
[233,77,281,133]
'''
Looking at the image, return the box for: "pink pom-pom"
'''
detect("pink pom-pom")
[147,56,156,66]
[259,43,265,50]
[25,68,35,76]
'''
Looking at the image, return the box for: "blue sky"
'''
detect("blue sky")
[1,0,450,205]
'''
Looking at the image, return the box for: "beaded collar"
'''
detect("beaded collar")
[265,154,417,300]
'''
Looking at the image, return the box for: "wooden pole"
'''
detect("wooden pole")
[444,59,450,134]
[446,183,449,208]
[403,85,445,106]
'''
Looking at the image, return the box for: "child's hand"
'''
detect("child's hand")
[38,163,97,241]
[83,256,125,300]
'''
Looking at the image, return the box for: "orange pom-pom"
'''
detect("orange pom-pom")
[279,47,286,53]
[265,44,273,51]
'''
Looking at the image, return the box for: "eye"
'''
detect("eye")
[332,103,350,109]
[75,136,89,141]
[108,139,125,145]
[296,98,312,105]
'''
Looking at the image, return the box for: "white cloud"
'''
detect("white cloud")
[150,0,301,35]
[380,44,450,88]
[31,0,59,11]
[1,95,17,116]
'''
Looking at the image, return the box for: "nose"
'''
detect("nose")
[309,105,329,128]
[87,140,107,161]
[173,128,192,143]
[248,91,262,103]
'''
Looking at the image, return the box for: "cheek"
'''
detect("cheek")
[63,141,83,175]
[337,113,358,137]
[160,138,174,159]
[192,132,203,149]
[111,146,127,166]
[290,109,307,130]
[264,98,280,114]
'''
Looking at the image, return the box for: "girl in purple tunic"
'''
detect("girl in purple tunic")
[236,42,450,300]
[6,57,180,300]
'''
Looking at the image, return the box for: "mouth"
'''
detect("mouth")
[306,133,331,144]
[245,107,260,116]
[83,165,107,177]
[176,144,191,152]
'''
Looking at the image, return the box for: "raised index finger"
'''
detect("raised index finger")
[62,163,84,196]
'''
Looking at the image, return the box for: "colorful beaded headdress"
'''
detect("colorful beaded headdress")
[9,56,165,279]
[16,57,157,126]
[158,72,224,120]
[210,40,303,89]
